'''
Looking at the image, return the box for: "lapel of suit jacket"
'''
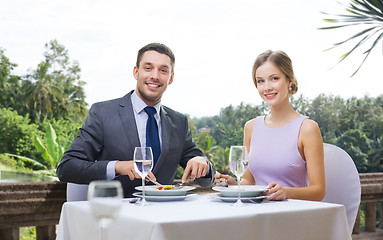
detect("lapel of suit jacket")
[153,105,173,173]
[118,91,140,152]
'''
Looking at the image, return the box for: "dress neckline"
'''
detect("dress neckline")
[262,115,304,129]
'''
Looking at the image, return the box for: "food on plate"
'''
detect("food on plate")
[155,185,174,190]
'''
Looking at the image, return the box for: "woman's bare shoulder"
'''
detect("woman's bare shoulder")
[300,118,322,145]
[301,118,320,133]
[244,118,257,131]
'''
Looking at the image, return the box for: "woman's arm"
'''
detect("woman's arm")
[241,119,256,185]
[282,119,326,201]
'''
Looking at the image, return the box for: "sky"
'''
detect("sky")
[1,0,382,118]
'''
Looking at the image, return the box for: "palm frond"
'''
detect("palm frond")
[335,26,377,46]
[351,30,383,76]
[349,2,380,17]
[320,0,383,76]
[337,32,371,63]
[323,26,376,52]
[319,23,365,30]
[352,0,383,17]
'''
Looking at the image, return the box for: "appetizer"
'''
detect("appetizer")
[155,185,173,190]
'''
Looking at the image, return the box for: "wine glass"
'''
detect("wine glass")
[229,146,249,206]
[133,146,154,206]
[87,180,123,240]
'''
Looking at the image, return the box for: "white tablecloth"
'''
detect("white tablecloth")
[56,194,351,240]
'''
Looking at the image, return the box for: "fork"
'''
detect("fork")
[219,178,228,187]
[145,176,162,187]
[216,171,228,187]
[175,182,184,189]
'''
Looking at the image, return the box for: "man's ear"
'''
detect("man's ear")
[168,72,174,85]
[133,66,138,80]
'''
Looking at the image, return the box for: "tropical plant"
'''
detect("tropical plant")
[5,153,46,170]
[24,40,87,123]
[25,61,63,123]
[33,123,72,170]
[5,123,72,174]
[320,0,383,76]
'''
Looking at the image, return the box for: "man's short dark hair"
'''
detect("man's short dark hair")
[136,43,175,73]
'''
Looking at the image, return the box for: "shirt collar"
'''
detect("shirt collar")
[131,90,161,116]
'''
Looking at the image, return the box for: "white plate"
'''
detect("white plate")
[135,185,196,196]
[211,193,267,203]
[212,185,268,197]
[133,192,197,202]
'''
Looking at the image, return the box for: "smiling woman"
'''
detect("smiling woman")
[215,50,326,202]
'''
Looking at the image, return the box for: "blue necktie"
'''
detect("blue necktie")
[144,106,161,166]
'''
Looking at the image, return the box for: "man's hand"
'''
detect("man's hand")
[181,156,209,183]
[115,161,156,181]
[214,171,237,186]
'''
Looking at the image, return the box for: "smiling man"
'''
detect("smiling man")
[57,43,215,197]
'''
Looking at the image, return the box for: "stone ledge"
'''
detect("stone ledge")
[0,181,66,232]
[0,182,66,191]
[0,212,61,228]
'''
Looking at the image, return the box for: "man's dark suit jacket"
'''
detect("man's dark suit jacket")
[57,91,215,197]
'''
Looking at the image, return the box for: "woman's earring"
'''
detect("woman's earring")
[289,86,293,91]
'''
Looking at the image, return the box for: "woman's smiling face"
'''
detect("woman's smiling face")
[255,60,291,107]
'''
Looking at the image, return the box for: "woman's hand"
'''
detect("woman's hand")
[265,182,287,201]
[214,172,237,186]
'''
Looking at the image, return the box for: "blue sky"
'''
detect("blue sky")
[1,0,382,117]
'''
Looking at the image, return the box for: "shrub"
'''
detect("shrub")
[0,108,41,158]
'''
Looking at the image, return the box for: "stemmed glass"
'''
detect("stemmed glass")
[133,146,154,206]
[88,180,123,240]
[229,146,249,206]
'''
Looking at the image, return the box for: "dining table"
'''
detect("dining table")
[56,193,351,240]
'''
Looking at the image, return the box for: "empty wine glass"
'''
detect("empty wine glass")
[229,146,249,206]
[88,180,123,240]
[133,146,154,206]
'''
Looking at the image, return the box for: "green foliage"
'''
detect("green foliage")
[194,129,228,172]
[44,118,81,145]
[207,103,266,149]
[5,153,46,171]
[0,154,23,171]
[0,48,23,111]
[20,227,36,240]
[33,123,71,169]
[23,40,88,123]
[209,146,230,174]
[175,165,184,179]
[0,108,41,158]
[0,41,87,173]
[336,129,370,172]
[1,40,88,125]
[0,107,80,173]
[7,123,71,173]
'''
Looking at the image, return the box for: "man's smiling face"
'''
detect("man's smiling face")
[134,50,174,106]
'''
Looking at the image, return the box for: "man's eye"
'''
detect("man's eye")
[161,69,168,73]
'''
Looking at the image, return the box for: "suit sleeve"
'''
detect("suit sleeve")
[56,104,109,184]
